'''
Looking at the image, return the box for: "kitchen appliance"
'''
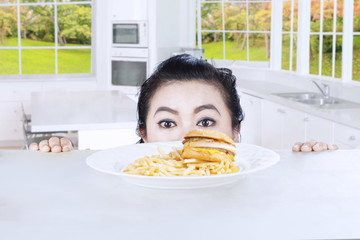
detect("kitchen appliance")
[111,48,148,87]
[112,20,148,48]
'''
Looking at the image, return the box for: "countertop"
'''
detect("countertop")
[1,148,359,239]
[237,79,360,130]
[31,91,137,132]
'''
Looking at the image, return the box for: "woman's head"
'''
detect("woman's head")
[137,54,243,143]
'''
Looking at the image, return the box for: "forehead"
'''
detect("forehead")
[149,81,227,110]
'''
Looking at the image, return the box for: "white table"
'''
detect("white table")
[0,149,359,239]
[31,91,139,149]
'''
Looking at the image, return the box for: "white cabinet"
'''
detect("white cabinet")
[0,121,23,141]
[109,0,148,20]
[0,102,21,121]
[261,100,306,149]
[304,114,334,143]
[0,102,23,143]
[239,93,262,145]
[334,123,360,148]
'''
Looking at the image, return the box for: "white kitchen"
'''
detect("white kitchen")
[0,1,360,239]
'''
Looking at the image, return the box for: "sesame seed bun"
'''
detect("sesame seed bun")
[183,129,235,146]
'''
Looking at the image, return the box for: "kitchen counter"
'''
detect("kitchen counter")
[1,149,359,239]
[237,79,360,130]
[31,90,137,132]
[30,91,139,149]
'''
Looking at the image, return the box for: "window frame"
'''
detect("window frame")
[280,0,298,72]
[0,0,95,81]
[197,0,272,67]
[197,0,360,85]
[279,0,359,85]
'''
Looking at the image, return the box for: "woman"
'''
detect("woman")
[136,54,244,143]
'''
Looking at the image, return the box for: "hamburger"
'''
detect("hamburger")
[180,129,236,162]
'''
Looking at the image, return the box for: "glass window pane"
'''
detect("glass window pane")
[58,49,91,74]
[323,0,334,32]
[310,35,319,75]
[20,6,55,47]
[248,2,271,31]
[321,35,333,77]
[336,0,343,32]
[201,3,222,31]
[224,2,246,31]
[0,6,17,46]
[335,35,342,78]
[283,1,298,32]
[281,34,290,70]
[0,49,18,75]
[0,0,17,3]
[354,0,360,32]
[22,49,54,74]
[293,1,299,32]
[282,1,291,32]
[248,33,270,61]
[225,32,246,61]
[352,35,360,81]
[292,33,297,71]
[58,0,90,2]
[57,4,92,46]
[202,32,223,59]
[311,0,321,32]
[20,0,54,2]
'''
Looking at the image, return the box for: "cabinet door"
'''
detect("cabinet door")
[261,101,286,149]
[334,123,360,148]
[282,107,306,149]
[261,100,305,149]
[0,121,23,141]
[239,93,261,145]
[110,0,148,20]
[305,114,334,143]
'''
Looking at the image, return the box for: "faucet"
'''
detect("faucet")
[312,80,330,98]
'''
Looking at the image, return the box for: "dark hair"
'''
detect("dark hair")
[136,54,244,142]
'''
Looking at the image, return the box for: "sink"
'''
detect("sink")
[272,92,360,109]
[299,98,340,105]
[273,92,322,100]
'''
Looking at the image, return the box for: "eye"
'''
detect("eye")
[197,118,215,127]
[158,120,177,129]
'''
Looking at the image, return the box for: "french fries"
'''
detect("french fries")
[123,146,240,176]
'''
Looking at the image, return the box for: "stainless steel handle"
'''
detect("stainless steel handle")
[349,136,356,141]
[277,109,286,114]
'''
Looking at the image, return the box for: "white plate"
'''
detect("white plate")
[86,142,280,189]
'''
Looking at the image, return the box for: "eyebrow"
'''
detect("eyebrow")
[194,104,221,115]
[154,107,179,117]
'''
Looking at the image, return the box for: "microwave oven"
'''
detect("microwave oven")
[112,20,148,48]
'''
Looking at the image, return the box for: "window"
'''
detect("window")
[353,0,360,81]
[0,0,93,78]
[281,0,298,71]
[279,0,360,83]
[197,0,272,63]
[309,0,343,79]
